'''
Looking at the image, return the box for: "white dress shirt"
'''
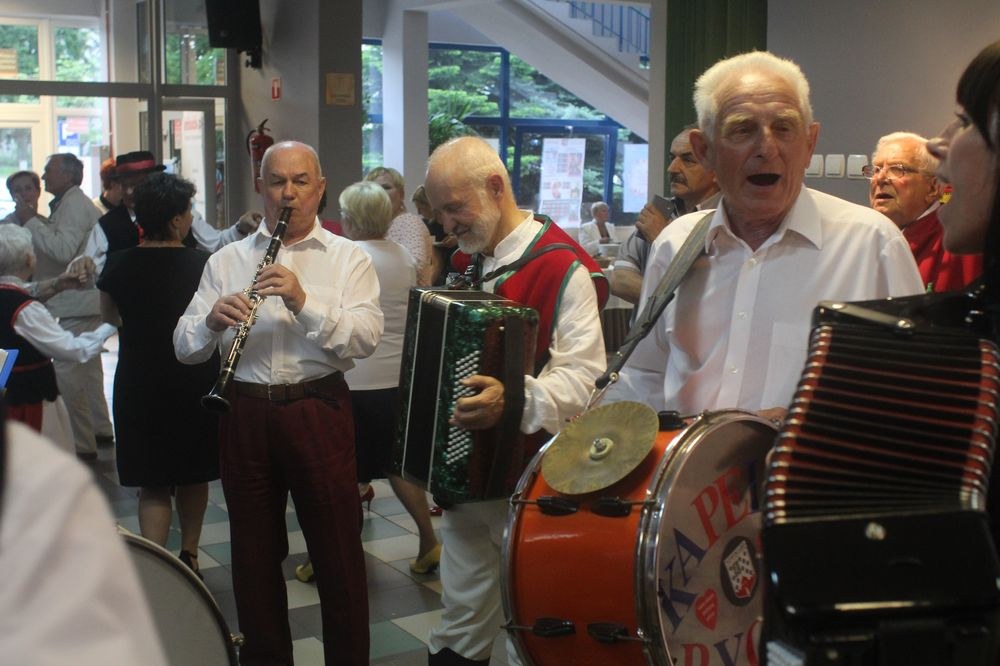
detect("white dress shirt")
[173,217,383,384]
[612,186,924,414]
[483,212,606,435]
[0,421,168,666]
[0,278,116,363]
[578,221,605,257]
[346,239,416,391]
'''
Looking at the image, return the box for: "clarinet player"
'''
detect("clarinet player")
[173,140,383,666]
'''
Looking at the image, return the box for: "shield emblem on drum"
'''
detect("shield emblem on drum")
[721,537,758,605]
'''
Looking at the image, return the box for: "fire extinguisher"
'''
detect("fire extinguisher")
[247,119,274,193]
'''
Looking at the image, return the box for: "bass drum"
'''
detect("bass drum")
[502,410,776,666]
[119,528,240,666]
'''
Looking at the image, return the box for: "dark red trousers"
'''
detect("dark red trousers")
[221,378,369,665]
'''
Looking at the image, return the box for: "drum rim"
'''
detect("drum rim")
[119,528,239,666]
[633,410,777,662]
[500,430,555,666]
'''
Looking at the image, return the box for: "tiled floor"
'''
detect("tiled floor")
[89,335,511,665]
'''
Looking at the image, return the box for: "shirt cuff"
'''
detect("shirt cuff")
[613,259,640,272]
[293,293,328,334]
[96,323,118,338]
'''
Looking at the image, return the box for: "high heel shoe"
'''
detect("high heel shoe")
[409,543,442,575]
[359,485,375,511]
[179,550,204,581]
[295,561,315,583]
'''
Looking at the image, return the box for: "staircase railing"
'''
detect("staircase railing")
[567,2,649,59]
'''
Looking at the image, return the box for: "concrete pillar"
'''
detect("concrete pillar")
[237,0,363,214]
[381,3,429,205]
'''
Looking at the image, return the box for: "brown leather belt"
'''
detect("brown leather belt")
[231,371,344,402]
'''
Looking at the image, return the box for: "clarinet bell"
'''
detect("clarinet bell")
[200,391,231,413]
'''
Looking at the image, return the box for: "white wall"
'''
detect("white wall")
[768,0,1000,205]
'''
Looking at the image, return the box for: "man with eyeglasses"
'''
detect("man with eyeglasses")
[867,131,982,292]
[611,125,721,304]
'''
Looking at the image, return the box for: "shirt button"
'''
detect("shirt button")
[738,312,747,320]
[747,257,758,267]
[730,366,739,374]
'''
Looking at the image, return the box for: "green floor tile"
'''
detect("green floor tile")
[362,515,411,541]
[200,541,232,566]
[368,621,425,660]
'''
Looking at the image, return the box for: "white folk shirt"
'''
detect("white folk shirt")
[0,278,116,363]
[0,421,168,666]
[613,186,924,414]
[482,212,606,435]
[346,238,416,391]
[173,217,383,383]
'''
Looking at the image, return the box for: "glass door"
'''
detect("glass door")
[161,98,221,227]
[0,121,45,215]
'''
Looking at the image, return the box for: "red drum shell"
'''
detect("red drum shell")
[503,410,776,666]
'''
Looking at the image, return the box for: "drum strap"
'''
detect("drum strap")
[595,211,714,390]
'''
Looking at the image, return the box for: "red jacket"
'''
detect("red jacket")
[904,209,982,292]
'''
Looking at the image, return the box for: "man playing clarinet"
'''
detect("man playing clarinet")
[174,140,383,666]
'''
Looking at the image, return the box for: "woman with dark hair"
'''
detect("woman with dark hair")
[97,172,220,578]
[927,40,1000,294]
[926,39,1000,551]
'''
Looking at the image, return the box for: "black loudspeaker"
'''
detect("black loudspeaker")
[206,0,262,51]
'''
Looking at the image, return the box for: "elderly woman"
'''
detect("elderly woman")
[97,172,219,578]
[296,180,441,583]
[0,225,115,433]
[365,166,434,287]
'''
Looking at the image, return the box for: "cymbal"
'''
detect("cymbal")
[541,401,659,495]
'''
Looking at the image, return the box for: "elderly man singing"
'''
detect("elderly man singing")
[611,50,923,425]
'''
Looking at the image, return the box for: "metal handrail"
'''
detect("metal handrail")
[567,1,649,57]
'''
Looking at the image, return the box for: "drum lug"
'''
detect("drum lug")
[591,497,633,517]
[526,495,580,516]
[587,622,646,644]
[657,410,686,430]
[231,633,245,647]
[504,617,576,637]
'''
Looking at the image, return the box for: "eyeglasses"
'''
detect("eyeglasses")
[861,163,924,180]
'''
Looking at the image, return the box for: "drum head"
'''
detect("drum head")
[119,529,237,666]
[638,411,776,665]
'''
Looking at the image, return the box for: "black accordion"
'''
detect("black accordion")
[392,288,538,505]
[763,290,1000,666]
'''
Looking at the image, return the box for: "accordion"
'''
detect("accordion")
[392,288,538,505]
[763,291,1000,665]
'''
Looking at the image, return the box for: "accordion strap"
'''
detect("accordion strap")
[477,243,578,286]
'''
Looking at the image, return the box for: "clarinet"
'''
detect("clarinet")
[201,206,292,412]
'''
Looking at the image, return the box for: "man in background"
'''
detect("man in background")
[29,153,110,460]
[867,131,982,292]
[612,125,721,304]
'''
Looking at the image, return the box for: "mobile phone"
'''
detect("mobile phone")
[651,194,679,220]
